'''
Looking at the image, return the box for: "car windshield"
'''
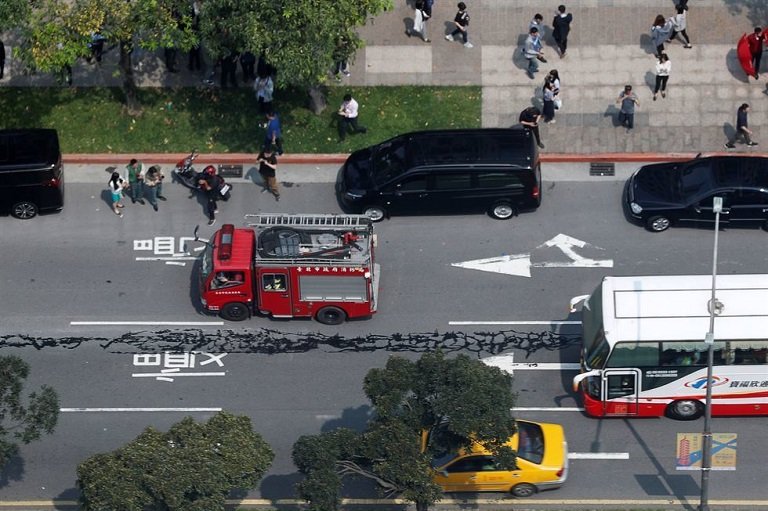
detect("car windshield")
[676,162,714,200]
[371,137,409,186]
[200,245,213,279]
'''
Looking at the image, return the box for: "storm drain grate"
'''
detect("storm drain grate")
[218,164,243,178]
[590,162,615,176]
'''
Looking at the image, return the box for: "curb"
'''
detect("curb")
[63,151,768,166]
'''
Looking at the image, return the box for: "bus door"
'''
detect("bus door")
[601,369,641,416]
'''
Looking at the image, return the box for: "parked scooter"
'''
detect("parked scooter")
[172,149,200,190]
[172,150,232,201]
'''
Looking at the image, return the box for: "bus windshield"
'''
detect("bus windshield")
[582,284,609,369]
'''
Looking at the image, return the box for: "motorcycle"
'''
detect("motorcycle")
[172,149,201,190]
[172,149,232,201]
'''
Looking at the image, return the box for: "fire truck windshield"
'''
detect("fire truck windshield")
[200,244,213,279]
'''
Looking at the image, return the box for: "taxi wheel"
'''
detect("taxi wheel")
[220,302,250,321]
[511,482,537,498]
[667,399,703,420]
[316,306,346,325]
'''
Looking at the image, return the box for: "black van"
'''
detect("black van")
[0,129,64,219]
[337,128,541,221]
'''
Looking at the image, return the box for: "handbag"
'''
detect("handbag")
[554,97,562,110]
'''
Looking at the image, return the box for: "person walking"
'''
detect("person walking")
[747,27,766,80]
[254,73,274,114]
[338,93,368,141]
[407,0,431,43]
[529,13,544,32]
[198,165,221,226]
[257,146,280,201]
[240,51,256,82]
[552,5,573,58]
[519,106,545,149]
[653,53,671,100]
[264,111,284,155]
[143,165,165,211]
[725,103,759,148]
[125,159,145,205]
[524,26,545,79]
[542,79,556,123]
[445,2,473,49]
[220,51,238,88]
[617,85,640,130]
[108,172,127,217]
[669,5,692,48]
[651,14,673,57]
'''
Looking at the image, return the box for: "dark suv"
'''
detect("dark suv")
[0,129,64,219]
[625,155,768,232]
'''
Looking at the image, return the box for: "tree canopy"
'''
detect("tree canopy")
[292,351,518,511]
[0,355,59,469]
[77,411,274,511]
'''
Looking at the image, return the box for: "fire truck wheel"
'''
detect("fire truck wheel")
[489,202,514,220]
[316,306,346,325]
[220,302,250,321]
[362,205,386,222]
[667,399,703,420]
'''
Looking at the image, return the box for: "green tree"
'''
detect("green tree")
[199,0,393,113]
[292,351,518,511]
[77,411,274,511]
[0,355,60,468]
[0,0,29,32]
[15,0,196,113]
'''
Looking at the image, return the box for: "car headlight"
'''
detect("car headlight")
[630,202,643,214]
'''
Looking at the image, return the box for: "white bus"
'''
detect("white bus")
[573,274,768,420]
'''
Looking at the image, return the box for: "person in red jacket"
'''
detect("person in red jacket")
[746,27,766,79]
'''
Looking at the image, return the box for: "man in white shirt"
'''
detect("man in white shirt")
[338,93,368,141]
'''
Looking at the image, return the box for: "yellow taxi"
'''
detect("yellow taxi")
[429,420,568,498]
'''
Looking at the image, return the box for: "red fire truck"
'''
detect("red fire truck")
[198,213,380,324]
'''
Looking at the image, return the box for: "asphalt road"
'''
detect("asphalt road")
[1,173,768,507]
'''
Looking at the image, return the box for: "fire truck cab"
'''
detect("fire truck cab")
[199,213,380,325]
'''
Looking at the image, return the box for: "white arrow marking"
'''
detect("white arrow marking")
[452,233,613,278]
[482,353,580,375]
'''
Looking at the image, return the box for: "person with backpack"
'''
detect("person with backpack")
[445,2,472,49]
[552,5,573,58]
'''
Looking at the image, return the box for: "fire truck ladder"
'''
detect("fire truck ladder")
[245,213,372,228]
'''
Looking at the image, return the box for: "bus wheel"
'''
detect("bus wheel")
[316,306,346,325]
[220,302,250,321]
[667,400,703,420]
[511,483,536,498]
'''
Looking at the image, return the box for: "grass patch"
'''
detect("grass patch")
[0,86,481,153]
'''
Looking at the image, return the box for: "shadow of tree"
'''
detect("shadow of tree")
[722,0,768,27]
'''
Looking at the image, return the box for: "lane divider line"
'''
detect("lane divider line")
[512,407,584,412]
[60,407,222,412]
[568,452,630,460]
[70,321,225,326]
[449,320,580,325]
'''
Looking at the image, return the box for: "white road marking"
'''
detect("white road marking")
[70,321,224,326]
[132,372,226,378]
[568,452,630,460]
[449,320,580,325]
[165,261,187,266]
[61,407,222,412]
[135,256,197,261]
[452,233,613,278]
[512,407,585,412]
[484,352,580,375]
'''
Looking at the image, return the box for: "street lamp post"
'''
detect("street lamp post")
[699,196,723,511]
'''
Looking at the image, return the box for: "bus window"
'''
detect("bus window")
[606,374,636,399]
[606,342,660,368]
[660,341,708,367]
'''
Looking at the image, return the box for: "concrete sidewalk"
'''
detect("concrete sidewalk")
[2,0,768,155]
